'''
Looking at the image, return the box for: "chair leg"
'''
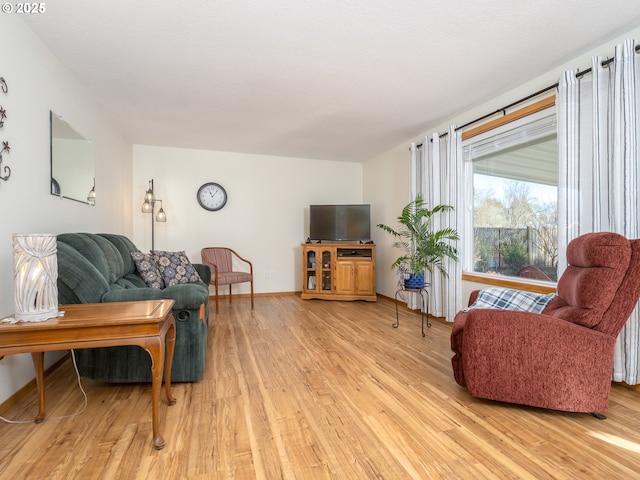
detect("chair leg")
[250,279,254,309]
[229,284,232,304]
[215,280,219,314]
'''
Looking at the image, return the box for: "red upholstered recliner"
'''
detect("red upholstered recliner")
[451,232,640,414]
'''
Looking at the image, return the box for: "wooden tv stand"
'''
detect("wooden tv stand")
[301,243,376,301]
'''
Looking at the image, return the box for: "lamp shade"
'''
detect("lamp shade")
[156,207,166,222]
[87,186,96,205]
[13,234,59,322]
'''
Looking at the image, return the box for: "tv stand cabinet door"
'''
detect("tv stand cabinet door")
[354,260,375,295]
[335,260,356,295]
[335,258,375,296]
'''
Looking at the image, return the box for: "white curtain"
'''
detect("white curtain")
[557,38,640,384]
[409,127,464,320]
[408,141,426,310]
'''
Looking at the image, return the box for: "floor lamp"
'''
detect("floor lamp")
[141,179,166,251]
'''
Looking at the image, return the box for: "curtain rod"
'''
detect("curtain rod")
[416,43,640,147]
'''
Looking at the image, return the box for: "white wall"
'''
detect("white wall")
[0,16,132,405]
[363,142,411,295]
[133,145,363,295]
[366,25,640,301]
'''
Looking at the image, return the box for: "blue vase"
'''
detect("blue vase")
[404,272,425,289]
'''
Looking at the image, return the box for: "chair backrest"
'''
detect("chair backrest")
[201,247,233,273]
[544,232,640,337]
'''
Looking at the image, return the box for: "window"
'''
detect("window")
[463,102,558,282]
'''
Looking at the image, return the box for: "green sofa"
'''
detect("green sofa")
[56,233,211,382]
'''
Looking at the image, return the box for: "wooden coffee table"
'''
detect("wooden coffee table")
[0,299,177,450]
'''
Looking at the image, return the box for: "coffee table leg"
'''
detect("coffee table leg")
[31,352,46,423]
[148,339,166,450]
[164,318,176,406]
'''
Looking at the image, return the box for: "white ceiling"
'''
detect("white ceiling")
[21,1,640,162]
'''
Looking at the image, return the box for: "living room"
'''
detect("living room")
[2,2,640,477]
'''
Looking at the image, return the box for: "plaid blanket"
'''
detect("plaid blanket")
[463,287,555,313]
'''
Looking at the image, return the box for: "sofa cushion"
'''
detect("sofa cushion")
[56,240,110,304]
[98,233,139,276]
[116,274,149,289]
[102,282,209,310]
[91,234,126,282]
[57,233,123,284]
[152,250,202,287]
[131,252,165,289]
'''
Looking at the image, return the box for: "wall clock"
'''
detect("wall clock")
[197,182,227,211]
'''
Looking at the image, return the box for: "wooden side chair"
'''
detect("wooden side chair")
[201,247,254,314]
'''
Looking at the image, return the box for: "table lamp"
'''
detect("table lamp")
[13,234,59,322]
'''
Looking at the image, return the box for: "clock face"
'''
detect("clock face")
[197,182,227,211]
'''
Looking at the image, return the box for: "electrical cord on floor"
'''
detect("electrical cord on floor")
[0,349,88,424]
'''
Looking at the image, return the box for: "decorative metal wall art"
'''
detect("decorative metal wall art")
[0,76,10,182]
[0,141,10,181]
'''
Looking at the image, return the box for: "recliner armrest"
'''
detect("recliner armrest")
[468,290,480,306]
[193,263,211,285]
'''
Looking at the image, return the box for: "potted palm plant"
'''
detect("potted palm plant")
[377,194,460,288]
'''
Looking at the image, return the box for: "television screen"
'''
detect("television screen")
[310,204,371,241]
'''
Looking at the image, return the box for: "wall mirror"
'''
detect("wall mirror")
[50,111,96,205]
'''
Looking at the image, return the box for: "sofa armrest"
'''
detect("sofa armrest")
[193,263,211,285]
[459,308,616,411]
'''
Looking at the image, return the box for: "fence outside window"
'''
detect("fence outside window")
[474,226,558,281]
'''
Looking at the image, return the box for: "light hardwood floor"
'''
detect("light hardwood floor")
[1,295,640,479]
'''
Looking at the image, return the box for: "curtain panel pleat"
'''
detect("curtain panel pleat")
[405,143,421,309]
[557,38,640,384]
[410,128,464,321]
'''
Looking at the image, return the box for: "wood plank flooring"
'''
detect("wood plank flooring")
[1,295,640,479]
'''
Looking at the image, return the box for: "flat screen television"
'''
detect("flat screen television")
[309,204,371,242]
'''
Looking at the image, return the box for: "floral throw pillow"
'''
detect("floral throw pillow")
[152,250,202,287]
[131,252,165,289]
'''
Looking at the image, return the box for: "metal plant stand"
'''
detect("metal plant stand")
[394,284,430,337]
